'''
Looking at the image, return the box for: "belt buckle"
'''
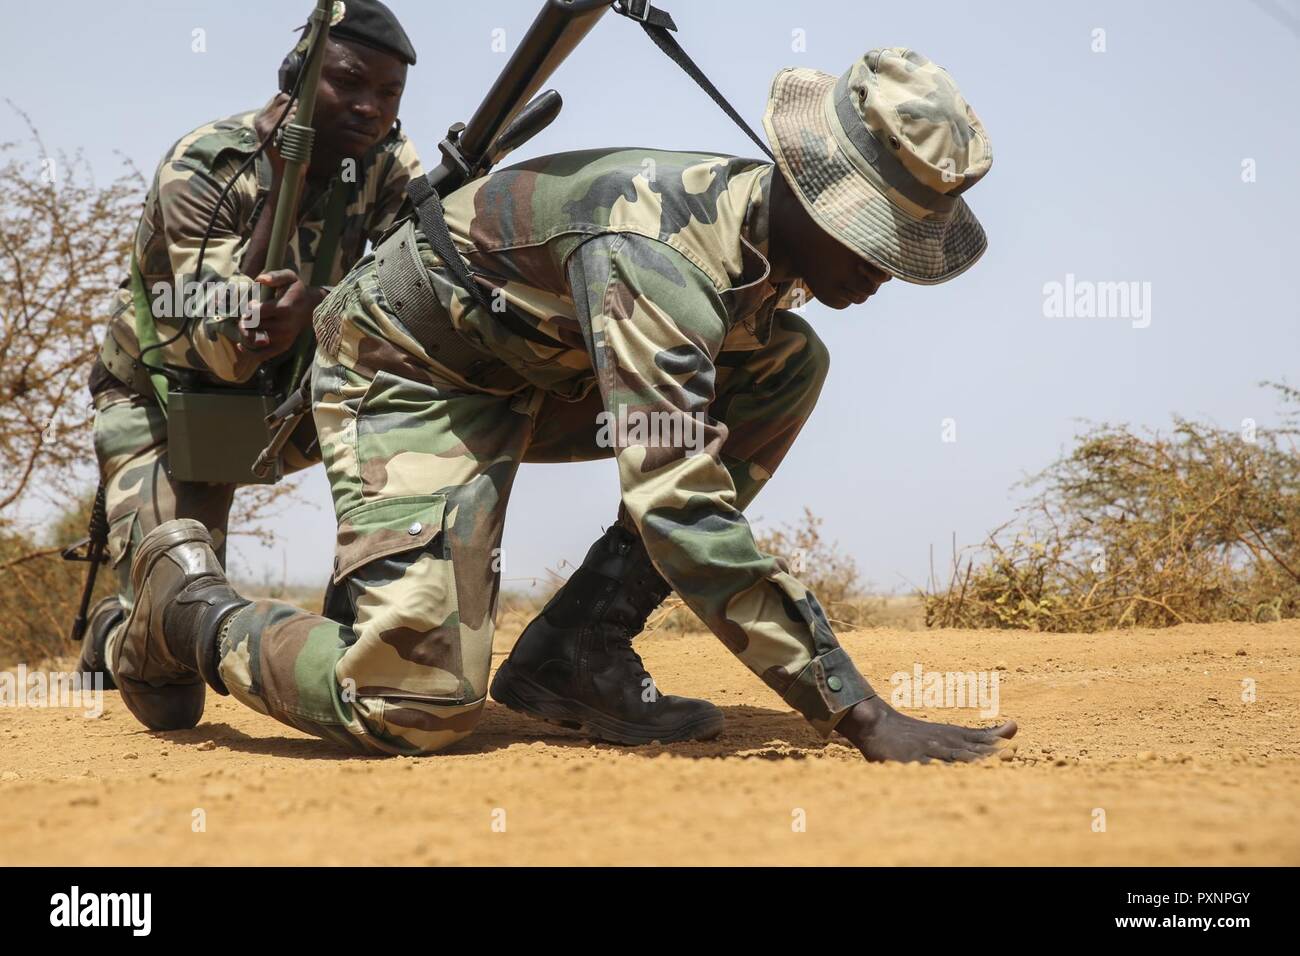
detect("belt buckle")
[617,0,652,23]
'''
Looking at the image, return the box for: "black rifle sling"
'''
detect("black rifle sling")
[406,176,494,313]
[619,1,774,161]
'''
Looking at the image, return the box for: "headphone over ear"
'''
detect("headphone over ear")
[277,37,310,95]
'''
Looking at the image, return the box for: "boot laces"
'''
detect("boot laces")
[607,628,651,681]
[604,572,666,682]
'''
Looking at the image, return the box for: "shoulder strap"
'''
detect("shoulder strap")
[310,176,351,287]
[276,176,353,394]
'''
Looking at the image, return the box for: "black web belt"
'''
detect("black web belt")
[369,219,505,382]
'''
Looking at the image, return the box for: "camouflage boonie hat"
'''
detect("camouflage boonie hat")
[762,48,992,284]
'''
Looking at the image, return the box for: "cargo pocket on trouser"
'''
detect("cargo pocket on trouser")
[106,510,138,573]
[332,492,486,755]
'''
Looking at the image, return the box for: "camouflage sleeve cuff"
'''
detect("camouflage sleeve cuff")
[784,647,872,738]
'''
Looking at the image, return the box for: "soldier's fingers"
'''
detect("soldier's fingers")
[253,299,283,323]
[962,722,1016,745]
[985,720,1017,739]
[254,269,299,289]
[238,329,271,352]
[942,748,992,763]
[242,294,290,326]
[945,728,1001,750]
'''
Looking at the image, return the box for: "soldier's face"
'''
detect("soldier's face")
[770,166,892,310]
[314,39,407,163]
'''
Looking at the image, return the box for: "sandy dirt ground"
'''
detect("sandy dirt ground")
[1,619,1297,866]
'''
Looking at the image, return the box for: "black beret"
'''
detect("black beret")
[328,0,417,66]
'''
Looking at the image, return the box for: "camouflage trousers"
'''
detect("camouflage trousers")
[92,378,316,666]
[213,309,830,755]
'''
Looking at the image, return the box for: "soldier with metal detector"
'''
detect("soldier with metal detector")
[71,0,423,691]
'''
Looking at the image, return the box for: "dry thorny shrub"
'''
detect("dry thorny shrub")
[0,110,302,664]
[0,109,138,522]
[496,509,877,638]
[0,499,115,666]
[647,508,877,633]
[750,507,877,627]
[926,385,1300,631]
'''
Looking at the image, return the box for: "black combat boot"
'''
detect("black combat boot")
[76,596,122,691]
[490,524,724,744]
[111,519,250,731]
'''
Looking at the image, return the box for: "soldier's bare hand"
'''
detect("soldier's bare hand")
[239,270,324,356]
[254,93,298,175]
[837,695,1017,764]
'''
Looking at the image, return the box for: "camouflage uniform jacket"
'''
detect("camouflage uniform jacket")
[328,147,870,734]
[104,108,422,386]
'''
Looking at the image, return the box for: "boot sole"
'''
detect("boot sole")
[490,660,725,745]
[116,675,206,732]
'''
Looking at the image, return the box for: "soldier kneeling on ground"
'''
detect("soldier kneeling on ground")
[102,47,1018,762]
[78,0,422,691]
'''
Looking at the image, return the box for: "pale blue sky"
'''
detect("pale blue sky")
[3,0,1297,592]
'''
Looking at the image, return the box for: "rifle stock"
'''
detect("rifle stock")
[425,0,612,197]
